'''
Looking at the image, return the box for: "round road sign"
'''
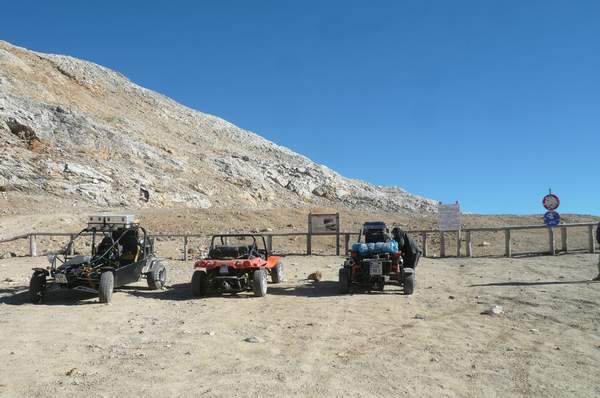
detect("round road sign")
[544,211,560,226]
[543,193,560,211]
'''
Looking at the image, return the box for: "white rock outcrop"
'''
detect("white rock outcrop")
[0,40,437,213]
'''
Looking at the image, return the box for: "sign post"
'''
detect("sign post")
[543,190,561,227]
[542,189,560,255]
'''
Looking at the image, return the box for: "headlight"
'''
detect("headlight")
[47,254,56,264]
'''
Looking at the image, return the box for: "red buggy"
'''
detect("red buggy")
[191,234,284,297]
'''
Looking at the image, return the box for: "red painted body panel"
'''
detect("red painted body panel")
[194,256,281,270]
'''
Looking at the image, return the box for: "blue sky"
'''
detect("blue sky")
[2,1,599,215]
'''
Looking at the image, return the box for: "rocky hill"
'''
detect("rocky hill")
[0,40,437,213]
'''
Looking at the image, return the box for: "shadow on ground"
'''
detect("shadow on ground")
[470,280,600,288]
[123,283,196,301]
[122,280,406,300]
[268,281,341,298]
[0,285,98,306]
[269,281,407,297]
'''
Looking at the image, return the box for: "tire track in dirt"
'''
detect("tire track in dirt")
[292,296,352,393]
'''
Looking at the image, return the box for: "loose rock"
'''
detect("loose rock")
[481,305,504,316]
[244,336,264,344]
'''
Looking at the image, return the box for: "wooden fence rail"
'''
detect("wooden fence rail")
[0,222,597,260]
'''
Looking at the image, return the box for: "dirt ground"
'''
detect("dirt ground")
[1,253,599,397]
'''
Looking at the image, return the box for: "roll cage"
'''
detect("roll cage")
[209,234,271,260]
[357,222,391,244]
[52,225,153,270]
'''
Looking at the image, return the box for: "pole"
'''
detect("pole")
[29,234,37,257]
[335,213,340,256]
[589,224,596,254]
[440,231,446,257]
[561,226,567,253]
[548,227,556,255]
[307,213,312,255]
[344,233,350,255]
[466,231,472,257]
[456,230,461,257]
[421,232,428,257]
[183,236,188,261]
[504,229,512,258]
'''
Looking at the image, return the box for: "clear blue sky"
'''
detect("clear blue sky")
[2,1,599,215]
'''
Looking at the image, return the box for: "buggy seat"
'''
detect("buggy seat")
[209,245,258,260]
[118,229,140,266]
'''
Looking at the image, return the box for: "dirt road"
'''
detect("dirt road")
[1,254,599,397]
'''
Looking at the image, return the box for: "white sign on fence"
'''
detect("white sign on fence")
[438,202,461,231]
[309,213,339,234]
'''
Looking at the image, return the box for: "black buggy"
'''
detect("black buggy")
[338,221,415,295]
[29,215,167,304]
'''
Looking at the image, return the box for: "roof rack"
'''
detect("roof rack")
[87,214,138,230]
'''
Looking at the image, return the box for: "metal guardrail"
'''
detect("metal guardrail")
[0,222,597,259]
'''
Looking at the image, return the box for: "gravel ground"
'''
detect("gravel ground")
[0,254,599,397]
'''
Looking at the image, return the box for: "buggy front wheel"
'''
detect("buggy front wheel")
[99,271,114,303]
[403,271,415,295]
[338,268,350,294]
[252,268,268,297]
[29,273,46,304]
[191,270,209,297]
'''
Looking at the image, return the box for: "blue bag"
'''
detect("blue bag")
[351,243,368,254]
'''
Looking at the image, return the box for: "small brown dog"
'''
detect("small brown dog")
[307,271,322,282]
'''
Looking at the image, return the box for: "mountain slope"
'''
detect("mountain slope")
[0,40,437,213]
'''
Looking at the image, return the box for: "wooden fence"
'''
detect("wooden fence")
[0,222,596,260]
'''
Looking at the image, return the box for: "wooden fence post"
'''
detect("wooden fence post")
[266,235,273,253]
[29,234,37,257]
[440,231,445,257]
[505,229,511,258]
[548,227,556,255]
[561,226,567,253]
[466,231,472,257]
[335,214,340,256]
[456,230,461,257]
[589,225,596,254]
[307,214,312,255]
[183,236,188,261]
[421,232,428,257]
[344,234,350,255]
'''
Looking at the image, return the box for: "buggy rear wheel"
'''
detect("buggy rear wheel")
[99,271,114,303]
[271,262,284,284]
[191,270,209,297]
[252,268,268,297]
[29,273,46,304]
[403,271,415,295]
[147,262,167,290]
[338,268,350,294]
